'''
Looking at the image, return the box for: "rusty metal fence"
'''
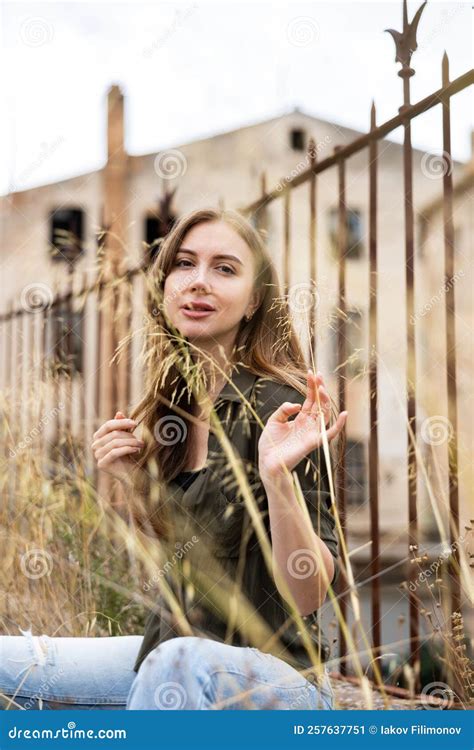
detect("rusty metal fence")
[1,0,472,689]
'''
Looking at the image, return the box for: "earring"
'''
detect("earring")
[245,311,254,321]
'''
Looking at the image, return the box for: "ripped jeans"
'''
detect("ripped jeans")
[0,631,334,710]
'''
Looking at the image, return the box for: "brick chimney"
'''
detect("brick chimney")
[107,84,125,163]
[98,84,129,466]
[102,84,127,275]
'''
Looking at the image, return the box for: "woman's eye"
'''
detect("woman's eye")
[175,259,235,275]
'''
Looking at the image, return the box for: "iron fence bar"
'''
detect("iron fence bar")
[14,313,24,504]
[257,172,268,235]
[368,101,381,659]
[308,139,317,361]
[441,53,461,618]
[4,302,13,512]
[51,282,62,472]
[79,271,87,464]
[25,307,34,471]
[64,271,73,448]
[335,147,348,674]
[124,277,134,413]
[39,304,48,477]
[283,191,291,295]
[394,34,420,690]
[93,281,103,489]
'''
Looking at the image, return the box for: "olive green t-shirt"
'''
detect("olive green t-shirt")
[133,363,340,673]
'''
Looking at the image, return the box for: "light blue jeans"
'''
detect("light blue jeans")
[0,631,334,710]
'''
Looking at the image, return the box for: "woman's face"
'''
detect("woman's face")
[163,220,259,353]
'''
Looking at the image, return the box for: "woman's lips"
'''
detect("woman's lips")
[181,308,215,319]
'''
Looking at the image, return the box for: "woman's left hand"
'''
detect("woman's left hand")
[258,370,348,479]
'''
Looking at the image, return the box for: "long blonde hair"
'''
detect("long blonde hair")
[129,207,335,537]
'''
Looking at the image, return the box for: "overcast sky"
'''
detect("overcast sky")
[1,0,472,195]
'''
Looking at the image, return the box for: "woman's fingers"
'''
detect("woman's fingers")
[91,430,144,451]
[270,402,302,423]
[325,411,348,441]
[298,370,330,418]
[267,369,343,437]
[309,375,327,412]
[313,384,329,407]
[93,417,137,441]
[306,371,331,425]
[300,369,318,415]
[314,385,331,425]
[316,370,325,383]
[307,369,317,405]
[92,413,143,477]
[94,437,144,461]
[97,445,142,469]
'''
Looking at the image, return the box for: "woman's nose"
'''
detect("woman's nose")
[190,275,210,291]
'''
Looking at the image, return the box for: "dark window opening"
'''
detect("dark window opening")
[145,216,162,264]
[328,207,364,259]
[146,216,160,245]
[49,208,84,265]
[290,128,306,151]
[345,439,367,506]
[144,189,178,266]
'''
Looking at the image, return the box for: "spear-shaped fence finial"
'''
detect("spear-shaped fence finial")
[385,0,427,75]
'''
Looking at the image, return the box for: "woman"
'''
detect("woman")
[0,208,347,711]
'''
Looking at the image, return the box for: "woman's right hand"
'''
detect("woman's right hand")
[91,411,144,481]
